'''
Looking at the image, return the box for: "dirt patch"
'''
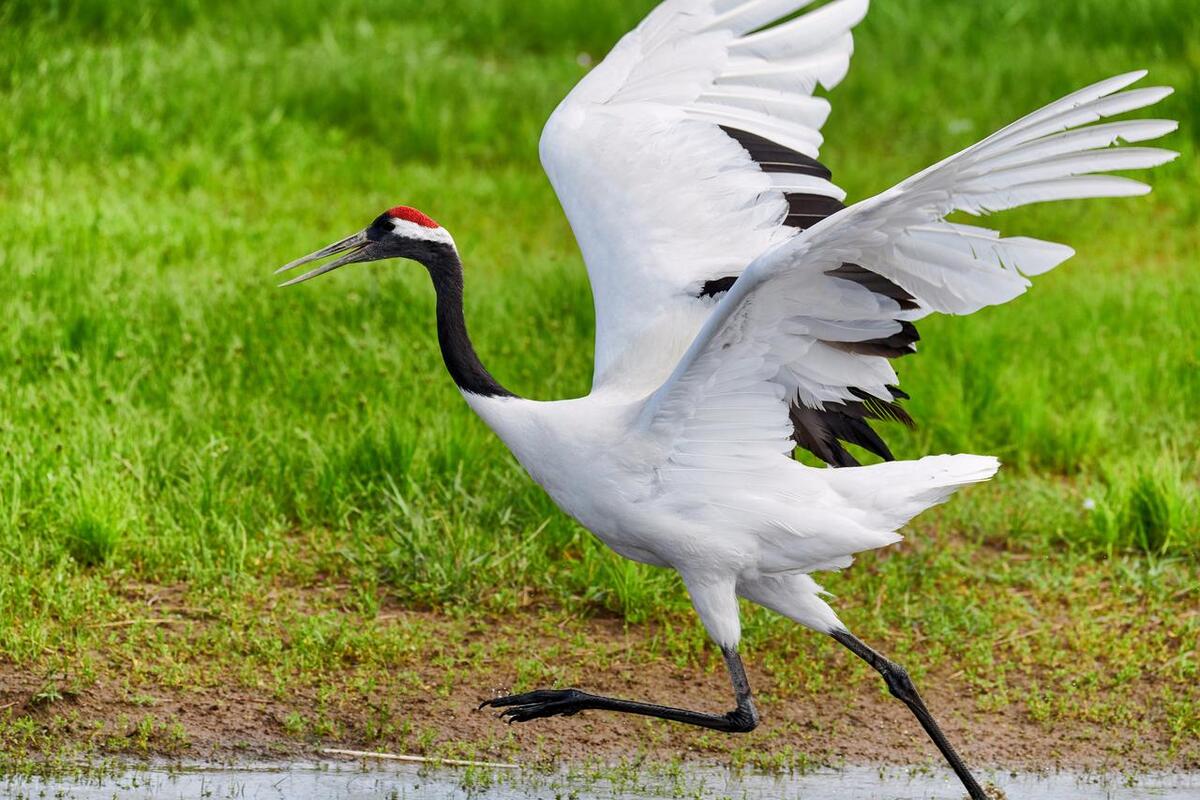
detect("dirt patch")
[1,606,1192,773]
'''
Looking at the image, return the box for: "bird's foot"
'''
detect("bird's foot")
[478,689,592,724]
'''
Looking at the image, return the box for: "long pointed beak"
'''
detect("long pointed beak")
[275,230,378,287]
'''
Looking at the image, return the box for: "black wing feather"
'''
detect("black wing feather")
[698,126,924,467]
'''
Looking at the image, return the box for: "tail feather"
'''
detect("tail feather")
[827,454,1001,531]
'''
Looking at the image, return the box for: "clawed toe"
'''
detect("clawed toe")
[477,689,590,723]
[497,699,582,724]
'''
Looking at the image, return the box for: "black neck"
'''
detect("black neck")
[424,248,513,398]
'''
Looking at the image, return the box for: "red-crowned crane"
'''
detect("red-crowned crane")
[276,1,1177,797]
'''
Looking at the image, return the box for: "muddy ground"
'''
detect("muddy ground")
[1,608,1192,773]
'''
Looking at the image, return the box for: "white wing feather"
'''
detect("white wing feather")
[541,0,868,393]
[641,72,1177,475]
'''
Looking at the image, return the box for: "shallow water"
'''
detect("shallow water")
[2,761,1196,800]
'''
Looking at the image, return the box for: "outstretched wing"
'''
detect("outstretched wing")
[640,72,1177,471]
[541,0,868,393]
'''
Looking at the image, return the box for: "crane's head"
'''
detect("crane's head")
[276,206,457,286]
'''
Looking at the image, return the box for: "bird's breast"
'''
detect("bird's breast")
[462,393,661,541]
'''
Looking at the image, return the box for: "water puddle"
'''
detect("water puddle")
[2,760,1195,799]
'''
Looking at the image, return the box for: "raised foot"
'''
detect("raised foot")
[478,689,592,724]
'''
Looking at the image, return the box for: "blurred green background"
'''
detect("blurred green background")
[0,0,1196,751]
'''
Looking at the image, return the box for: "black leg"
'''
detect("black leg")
[479,647,759,733]
[832,629,990,800]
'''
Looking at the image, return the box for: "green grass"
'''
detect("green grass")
[0,0,1197,765]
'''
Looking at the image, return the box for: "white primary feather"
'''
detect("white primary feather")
[540,0,866,393]
[728,0,868,60]
[641,69,1176,444]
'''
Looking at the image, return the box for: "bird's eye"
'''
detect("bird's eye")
[365,215,395,241]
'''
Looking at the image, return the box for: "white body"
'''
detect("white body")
[461,0,1175,650]
[467,391,994,646]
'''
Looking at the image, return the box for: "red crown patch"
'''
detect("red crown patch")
[388,206,440,229]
